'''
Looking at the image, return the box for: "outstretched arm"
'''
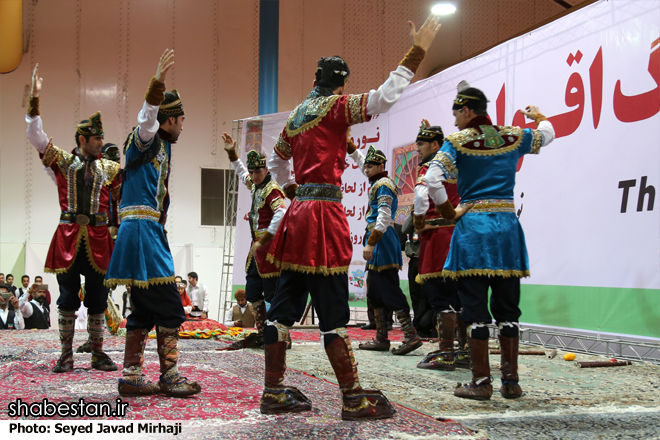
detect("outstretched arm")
[137,49,174,143]
[222,132,251,186]
[25,64,49,153]
[519,105,555,146]
[365,15,442,116]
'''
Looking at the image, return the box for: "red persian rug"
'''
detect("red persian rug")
[0,330,474,439]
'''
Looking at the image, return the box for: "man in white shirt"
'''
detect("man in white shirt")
[223,289,254,328]
[17,275,30,299]
[186,272,208,319]
[0,284,24,330]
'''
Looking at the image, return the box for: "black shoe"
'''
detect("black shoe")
[361,323,376,330]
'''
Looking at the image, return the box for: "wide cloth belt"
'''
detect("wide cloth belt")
[467,199,516,213]
[295,183,343,203]
[427,217,456,227]
[60,212,108,226]
[119,205,162,222]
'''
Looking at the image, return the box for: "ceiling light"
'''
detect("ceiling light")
[431,3,457,15]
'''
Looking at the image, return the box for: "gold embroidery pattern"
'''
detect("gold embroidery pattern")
[89,162,104,215]
[442,268,530,279]
[120,205,161,222]
[155,141,169,211]
[255,180,284,210]
[416,164,428,186]
[266,253,349,275]
[369,177,397,200]
[67,160,85,213]
[285,95,341,137]
[104,275,176,289]
[270,196,285,212]
[99,159,121,185]
[431,151,457,180]
[369,263,403,272]
[530,129,543,154]
[41,142,59,167]
[467,199,515,213]
[447,126,523,157]
[376,194,393,207]
[274,135,292,160]
[347,94,368,125]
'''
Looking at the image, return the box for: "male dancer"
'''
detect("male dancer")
[105,50,200,397]
[222,134,286,347]
[426,82,555,400]
[349,146,422,355]
[411,122,467,371]
[26,65,120,373]
[263,15,441,420]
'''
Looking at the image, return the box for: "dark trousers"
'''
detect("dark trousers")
[56,246,108,315]
[458,275,521,326]
[245,256,279,303]
[366,297,393,325]
[366,269,410,312]
[408,257,427,328]
[126,282,186,331]
[424,276,460,313]
[266,270,349,334]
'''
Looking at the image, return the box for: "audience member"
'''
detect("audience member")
[0,284,24,329]
[187,272,209,319]
[177,281,192,318]
[224,289,254,328]
[5,274,17,296]
[17,275,30,299]
[30,276,52,305]
[21,284,51,329]
[0,273,5,284]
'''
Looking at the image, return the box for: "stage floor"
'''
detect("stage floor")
[1,328,659,439]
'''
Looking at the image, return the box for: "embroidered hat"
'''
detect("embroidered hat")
[246,150,267,170]
[159,89,184,118]
[416,121,444,145]
[365,145,387,165]
[77,112,104,137]
[453,80,488,113]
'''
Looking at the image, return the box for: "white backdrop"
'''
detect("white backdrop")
[233,0,659,297]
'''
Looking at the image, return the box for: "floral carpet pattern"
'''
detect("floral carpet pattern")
[0,329,474,439]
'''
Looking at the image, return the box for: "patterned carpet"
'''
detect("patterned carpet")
[0,329,474,439]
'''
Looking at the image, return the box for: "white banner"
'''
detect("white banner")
[234,0,659,293]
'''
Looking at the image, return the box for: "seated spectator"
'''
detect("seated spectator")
[28,276,52,306]
[178,281,193,318]
[224,289,255,328]
[17,275,30,299]
[0,273,4,284]
[21,284,51,329]
[0,284,24,329]
[187,272,209,319]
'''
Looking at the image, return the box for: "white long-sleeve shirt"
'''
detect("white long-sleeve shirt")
[224,305,248,326]
[187,283,209,316]
[0,306,24,330]
[268,65,415,188]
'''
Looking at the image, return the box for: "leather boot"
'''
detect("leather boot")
[157,326,202,397]
[76,339,92,353]
[260,324,311,414]
[453,337,493,400]
[391,310,422,355]
[499,335,523,398]
[455,316,470,369]
[52,310,76,373]
[88,313,118,371]
[359,308,390,351]
[417,312,456,370]
[240,300,267,348]
[118,328,160,396]
[325,328,396,421]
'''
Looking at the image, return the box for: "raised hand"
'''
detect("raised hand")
[519,105,541,119]
[31,64,43,97]
[420,118,431,129]
[155,49,175,82]
[408,14,442,51]
[221,132,236,151]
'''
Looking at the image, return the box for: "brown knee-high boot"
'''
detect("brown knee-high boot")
[391,310,422,355]
[88,313,118,371]
[359,307,390,351]
[455,315,471,368]
[157,326,201,397]
[454,336,493,400]
[260,322,311,414]
[417,311,456,370]
[240,300,267,348]
[118,328,160,396]
[325,328,396,421]
[52,310,76,373]
[499,335,523,398]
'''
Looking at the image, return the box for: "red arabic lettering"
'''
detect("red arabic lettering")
[613,37,660,122]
